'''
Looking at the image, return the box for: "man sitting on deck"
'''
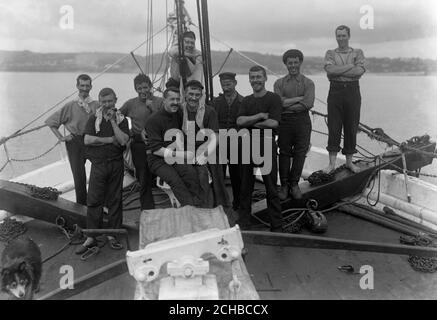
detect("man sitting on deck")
[119,74,163,211]
[180,80,232,211]
[76,88,129,253]
[145,87,203,207]
[45,74,99,205]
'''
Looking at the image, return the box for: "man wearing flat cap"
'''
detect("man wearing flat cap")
[274,49,315,200]
[212,72,244,211]
[181,80,236,223]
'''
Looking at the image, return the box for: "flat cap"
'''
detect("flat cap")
[219,72,236,80]
[184,79,204,90]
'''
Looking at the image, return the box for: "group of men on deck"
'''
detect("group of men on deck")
[45,25,365,252]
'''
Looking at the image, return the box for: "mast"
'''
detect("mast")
[175,0,187,86]
[196,0,214,103]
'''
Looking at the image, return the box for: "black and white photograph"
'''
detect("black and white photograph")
[0,0,436,304]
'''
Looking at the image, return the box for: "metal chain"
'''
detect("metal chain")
[0,217,27,242]
[400,234,437,273]
[12,181,61,200]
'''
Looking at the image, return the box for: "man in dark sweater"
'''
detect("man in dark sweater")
[212,72,244,211]
[145,87,201,206]
[237,65,283,232]
[76,88,129,253]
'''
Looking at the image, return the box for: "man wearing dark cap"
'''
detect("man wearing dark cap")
[274,49,315,200]
[181,80,235,221]
[119,74,163,211]
[212,72,243,211]
[168,30,203,86]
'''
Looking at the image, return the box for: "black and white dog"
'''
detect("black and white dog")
[1,237,42,300]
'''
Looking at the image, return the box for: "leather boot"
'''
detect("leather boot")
[290,184,303,199]
[278,184,289,201]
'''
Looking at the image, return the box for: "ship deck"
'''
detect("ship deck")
[1,180,436,300]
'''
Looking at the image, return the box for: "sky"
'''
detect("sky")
[0,0,436,59]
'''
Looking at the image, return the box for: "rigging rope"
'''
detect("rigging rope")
[1,25,167,143]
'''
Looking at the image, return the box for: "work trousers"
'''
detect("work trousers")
[150,157,205,207]
[221,140,242,210]
[131,140,155,210]
[65,135,87,205]
[238,139,282,230]
[327,81,361,155]
[278,112,312,186]
[87,159,124,230]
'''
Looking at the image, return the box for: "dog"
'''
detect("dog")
[1,237,42,300]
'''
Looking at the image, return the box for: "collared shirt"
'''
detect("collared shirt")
[119,96,163,135]
[45,96,99,136]
[273,73,315,114]
[212,91,244,129]
[324,47,366,82]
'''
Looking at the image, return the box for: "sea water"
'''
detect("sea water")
[0,72,436,184]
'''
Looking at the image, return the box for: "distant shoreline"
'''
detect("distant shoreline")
[0,70,433,76]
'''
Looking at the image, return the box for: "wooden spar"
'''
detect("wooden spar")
[38,259,128,300]
[0,179,87,229]
[0,179,139,233]
[338,203,437,239]
[241,231,437,257]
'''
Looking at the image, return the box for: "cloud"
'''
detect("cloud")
[0,0,436,58]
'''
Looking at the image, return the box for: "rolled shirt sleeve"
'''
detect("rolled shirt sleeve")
[324,50,336,68]
[299,78,315,110]
[354,48,366,71]
[45,102,72,129]
[273,78,285,103]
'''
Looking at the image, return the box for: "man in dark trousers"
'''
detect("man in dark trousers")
[274,49,315,200]
[119,74,163,211]
[145,87,201,207]
[76,88,129,253]
[323,25,366,174]
[237,66,283,232]
[45,74,98,205]
[212,72,244,211]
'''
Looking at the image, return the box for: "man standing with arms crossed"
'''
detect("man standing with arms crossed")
[323,25,366,174]
[45,74,98,205]
[120,74,163,211]
[237,66,283,233]
[274,49,315,200]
